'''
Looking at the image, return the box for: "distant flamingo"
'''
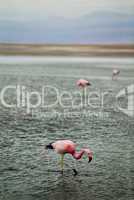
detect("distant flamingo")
[45,140,93,175]
[77,79,91,97]
[77,79,91,88]
[112,69,120,80]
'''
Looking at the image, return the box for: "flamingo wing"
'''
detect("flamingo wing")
[53,140,76,154]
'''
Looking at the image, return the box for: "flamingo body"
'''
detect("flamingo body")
[52,140,76,154]
[46,140,93,174]
[77,79,91,87]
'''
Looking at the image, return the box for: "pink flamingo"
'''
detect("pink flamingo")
[45,140,93,175]
[112,69,120,80]
[77,79,91,88]
[77,79,91,97]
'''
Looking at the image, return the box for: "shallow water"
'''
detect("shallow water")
[0,57,134,200]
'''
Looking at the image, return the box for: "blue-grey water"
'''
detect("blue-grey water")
[0,56,134,200]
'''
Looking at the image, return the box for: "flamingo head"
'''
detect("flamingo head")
[45,143,54,150]
[84,149,93,163]
[87,82,91,86]
[88,154,93,163]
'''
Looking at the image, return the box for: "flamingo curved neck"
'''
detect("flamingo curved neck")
[72,149,85,160]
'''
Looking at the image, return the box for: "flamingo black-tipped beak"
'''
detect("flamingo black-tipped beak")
[88,156,92,163]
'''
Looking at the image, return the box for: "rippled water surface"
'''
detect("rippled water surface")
[0,57,134,200]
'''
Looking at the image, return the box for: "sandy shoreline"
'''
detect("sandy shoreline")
[0,43,134,57]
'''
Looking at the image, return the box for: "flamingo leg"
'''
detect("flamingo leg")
[82,87,84,97]
[82,87,85,98]
[82,87,86,107]
[60,154,64,173]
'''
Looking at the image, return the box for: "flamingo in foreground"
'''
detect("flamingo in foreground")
[45,140,93,175]
[112,69,120,80]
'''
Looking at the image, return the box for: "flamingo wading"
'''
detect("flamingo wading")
[112,69,120,80]
[77,79,91,88]
[45,140,93,175]
[77,79,91,97]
